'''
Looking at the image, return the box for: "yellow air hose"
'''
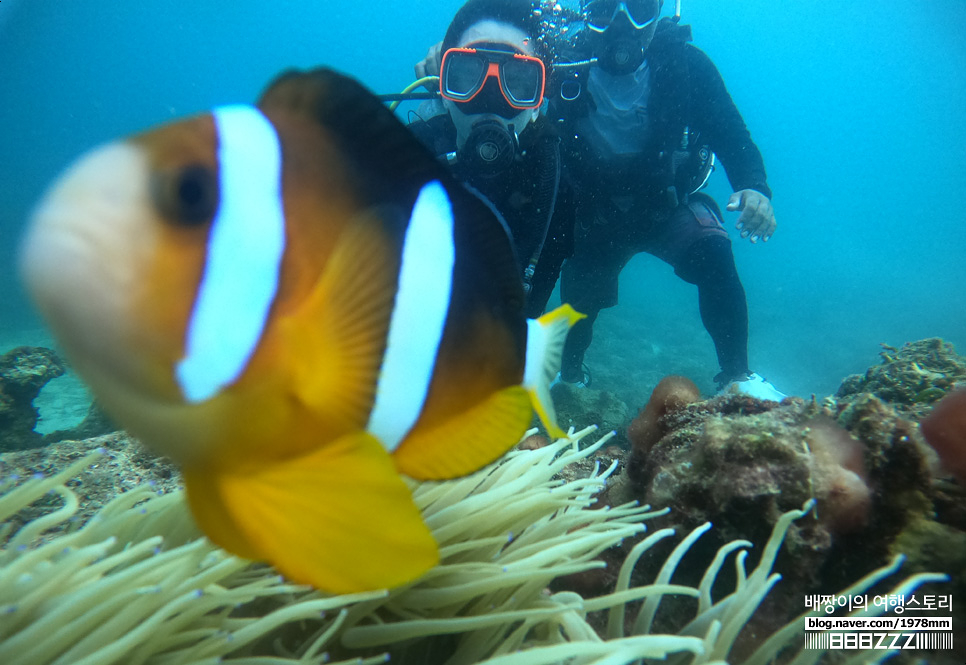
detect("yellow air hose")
[389,76,440,112]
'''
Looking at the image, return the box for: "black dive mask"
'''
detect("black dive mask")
[589,13,648,75]
[456,117,519,179]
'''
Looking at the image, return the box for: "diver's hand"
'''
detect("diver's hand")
[727,189,776,243]
[415,41,444,90]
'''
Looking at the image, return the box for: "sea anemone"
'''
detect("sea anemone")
[0,427,946,664]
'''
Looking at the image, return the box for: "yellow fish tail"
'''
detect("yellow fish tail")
[523,304,585,439]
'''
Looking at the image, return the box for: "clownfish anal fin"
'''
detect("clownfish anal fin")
[393,385,532,481]
[185,430,438,594]
[280,211,399,430]
[184,468,262,561]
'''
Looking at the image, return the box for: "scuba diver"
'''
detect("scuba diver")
[406,0,572,318]
[548,0,786,398]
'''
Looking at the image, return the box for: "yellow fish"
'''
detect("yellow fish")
[19,68,582,593]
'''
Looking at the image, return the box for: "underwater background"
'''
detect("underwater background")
[1,0,965,422]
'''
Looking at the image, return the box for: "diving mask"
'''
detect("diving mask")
[584,0,659,32]
[440,44,546,110]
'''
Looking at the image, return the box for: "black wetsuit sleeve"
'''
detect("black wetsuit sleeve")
[687,45,773,199]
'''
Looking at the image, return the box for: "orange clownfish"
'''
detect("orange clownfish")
[19,68,582,593]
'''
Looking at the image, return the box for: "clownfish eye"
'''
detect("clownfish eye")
[152,164,219,226]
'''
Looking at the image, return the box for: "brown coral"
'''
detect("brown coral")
[627,375,700,458]
[805,415,871,534]
[920,389,966,483]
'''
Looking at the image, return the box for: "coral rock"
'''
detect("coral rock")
[0,430,180,542]
[837,338,966,418]
[609,391,939,626]
[0,346,65,452]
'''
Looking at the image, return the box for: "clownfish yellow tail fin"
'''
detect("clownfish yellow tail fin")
[184,430,438,594]
[523,304,585,439]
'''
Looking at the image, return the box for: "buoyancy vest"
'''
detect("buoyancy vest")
[407,113,562,292]
[549,19,713,208]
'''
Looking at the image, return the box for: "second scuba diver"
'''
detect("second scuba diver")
[548,0,786,398]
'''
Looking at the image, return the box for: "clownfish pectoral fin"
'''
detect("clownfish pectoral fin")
[523,304,586,439]
[280,211,398,431]
[183,430,438,594]
[393,385,533,481]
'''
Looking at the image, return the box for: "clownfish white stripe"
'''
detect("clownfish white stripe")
[175,105,286,403]
[367,181,455,452]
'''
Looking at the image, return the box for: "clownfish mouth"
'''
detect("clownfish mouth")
[19,142,172,406]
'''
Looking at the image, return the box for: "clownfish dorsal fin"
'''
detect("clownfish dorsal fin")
[277,209,400,432]
[183,429,438,593]
[259,67,527,351]
[258,68,449,214]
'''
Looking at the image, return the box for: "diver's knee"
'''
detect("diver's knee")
[675,235,736,285]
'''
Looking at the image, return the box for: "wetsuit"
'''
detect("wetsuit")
[550,18,772,385]
[408,110,572,318]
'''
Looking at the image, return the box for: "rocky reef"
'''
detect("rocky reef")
[0,345,116,453]
[551,381,632,450]
[591,338,966,663]
[836,337,966,418]
[0,346,64,452]
[0,431,181,540]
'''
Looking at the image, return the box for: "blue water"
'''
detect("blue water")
[2,0,964,404]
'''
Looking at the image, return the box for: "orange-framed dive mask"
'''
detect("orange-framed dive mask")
[439,45,546,110]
